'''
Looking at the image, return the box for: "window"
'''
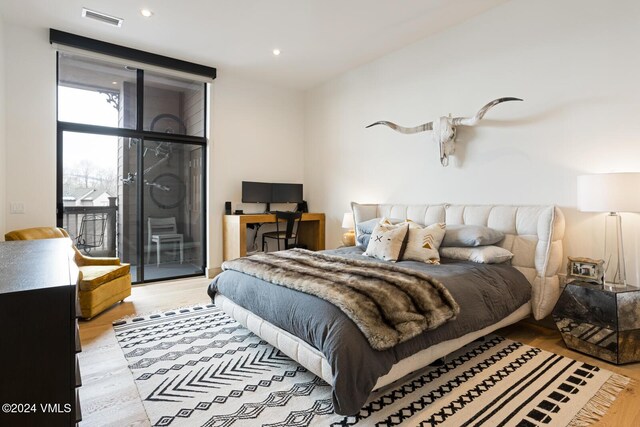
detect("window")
[54,33,214,284]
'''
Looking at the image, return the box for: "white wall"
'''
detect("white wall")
[0,22,305,271]
[208,73,304,269]
[3,23,57,234]
[0,15,5,238]
[304,0,640,284]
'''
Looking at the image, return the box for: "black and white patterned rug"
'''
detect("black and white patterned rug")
[113,305,630,426]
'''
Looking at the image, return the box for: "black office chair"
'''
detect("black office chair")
[262,211,303,252]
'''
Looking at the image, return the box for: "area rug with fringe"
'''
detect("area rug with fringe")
[113,304,630,427]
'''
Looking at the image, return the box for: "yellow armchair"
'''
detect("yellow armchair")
[4,227,132,319]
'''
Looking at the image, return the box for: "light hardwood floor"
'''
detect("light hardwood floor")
[78,277,639,426]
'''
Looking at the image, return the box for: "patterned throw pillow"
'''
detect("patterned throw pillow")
[356,217,405,250]
[401,222,446,264]
[363,223,409,262]
[439,246,513,264]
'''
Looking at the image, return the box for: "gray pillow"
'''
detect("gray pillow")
[441,225,504,247]
[356,218,383,235]
[356,233,371,249]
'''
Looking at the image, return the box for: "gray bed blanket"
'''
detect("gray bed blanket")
[209,247,531,415]
[221,249,459,350]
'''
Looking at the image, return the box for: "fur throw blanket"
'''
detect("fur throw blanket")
[222,249,460,351]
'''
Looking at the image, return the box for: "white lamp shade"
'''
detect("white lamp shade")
[341,212,355,229]
[577,173,640,213]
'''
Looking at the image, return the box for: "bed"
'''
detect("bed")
[208,204,565,415]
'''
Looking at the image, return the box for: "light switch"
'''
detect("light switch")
[9,202,25,214]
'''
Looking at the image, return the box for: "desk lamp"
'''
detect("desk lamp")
[341,213,355,246]
[577,173,640,287]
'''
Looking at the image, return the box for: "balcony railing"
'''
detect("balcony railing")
[63,198,117,257]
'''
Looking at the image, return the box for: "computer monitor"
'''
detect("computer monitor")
[242,181,272,203]
[272,183,303,203]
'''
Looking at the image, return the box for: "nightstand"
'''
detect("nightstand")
[552,281,640,364]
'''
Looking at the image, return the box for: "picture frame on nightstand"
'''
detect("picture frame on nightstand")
[567,256,604,285]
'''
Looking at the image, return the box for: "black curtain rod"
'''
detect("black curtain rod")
[50,28,216,80]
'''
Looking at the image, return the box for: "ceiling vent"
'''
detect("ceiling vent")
[81,8,123,27]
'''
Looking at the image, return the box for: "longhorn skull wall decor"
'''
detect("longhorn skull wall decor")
[366,97,523,166]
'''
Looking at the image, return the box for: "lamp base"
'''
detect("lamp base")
[604,281,628,291]
[342,230,355,247]
[604,212,627,287]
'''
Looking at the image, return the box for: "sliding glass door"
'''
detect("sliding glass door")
[142,141,204,281]
[57,52,207,283]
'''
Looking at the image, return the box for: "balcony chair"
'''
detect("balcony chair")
[76,213,108,255]
[147,217,184,266]
[262,211,304,252]
[4,227,131,320]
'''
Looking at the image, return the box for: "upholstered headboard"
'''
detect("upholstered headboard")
[352,203,565,320]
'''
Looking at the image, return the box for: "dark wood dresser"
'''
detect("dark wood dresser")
[0,238,82,426]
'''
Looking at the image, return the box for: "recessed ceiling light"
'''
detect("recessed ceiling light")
[272,49,281,56]
[140,9,153,18]
[111,81,118,85]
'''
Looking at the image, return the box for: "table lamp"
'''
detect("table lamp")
[577,173,640,287]
[341,213,355,246]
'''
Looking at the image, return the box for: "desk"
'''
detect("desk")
[223,213,325,261]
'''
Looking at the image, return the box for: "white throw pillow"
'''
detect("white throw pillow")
[363,223,409,262]
[440,246,514,264]
[401,222,446,264]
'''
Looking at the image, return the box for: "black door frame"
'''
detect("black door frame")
[55,53,208,284]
